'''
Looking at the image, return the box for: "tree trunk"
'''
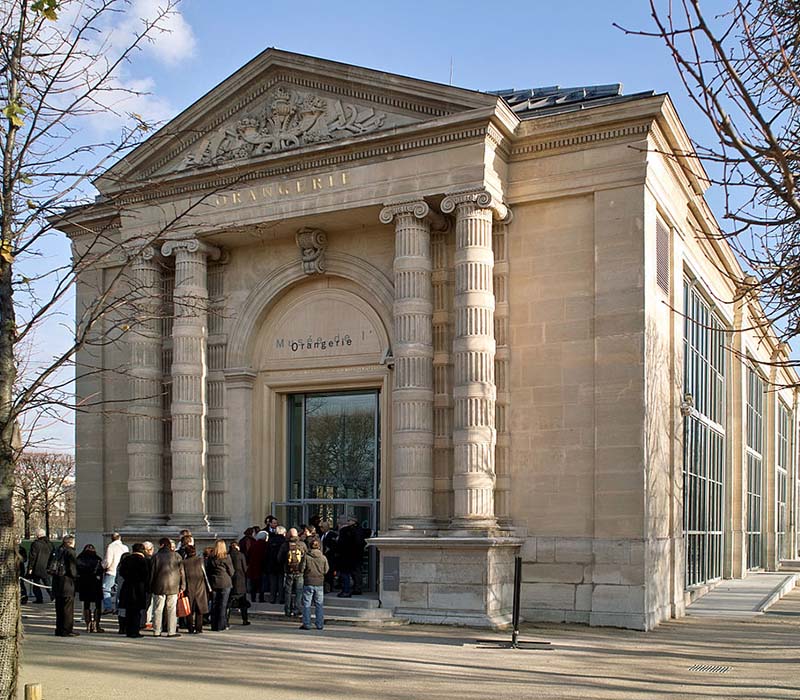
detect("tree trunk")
[0,3,26,697]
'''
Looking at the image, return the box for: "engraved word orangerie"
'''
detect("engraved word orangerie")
[213,170,350,208]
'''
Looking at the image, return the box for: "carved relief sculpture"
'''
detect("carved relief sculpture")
[183,86,387,169]
[296,227,328,275]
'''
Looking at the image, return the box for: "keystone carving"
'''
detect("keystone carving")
[182,87,388,169]
[296,227,328,275]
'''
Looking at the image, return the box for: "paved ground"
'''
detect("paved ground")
[17,589,800,700]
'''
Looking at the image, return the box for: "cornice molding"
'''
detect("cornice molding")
[112,122,490,207]
[511,122,650,159]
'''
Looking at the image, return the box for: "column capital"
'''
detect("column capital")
[380,199,447,231]
[440,188,512,223]
[124,241,161,262]
[161,236,221,261]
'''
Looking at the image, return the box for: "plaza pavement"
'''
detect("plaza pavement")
[17,588,800,700]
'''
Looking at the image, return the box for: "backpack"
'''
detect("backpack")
[46,547,66,577]
[286,543,303,574]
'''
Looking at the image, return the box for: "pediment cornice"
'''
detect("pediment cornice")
[98,49,498,194]
[101,106,505,208]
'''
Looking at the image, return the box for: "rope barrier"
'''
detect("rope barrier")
[19,577,53,590]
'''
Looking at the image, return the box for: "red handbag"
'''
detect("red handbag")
[176,591,191,618]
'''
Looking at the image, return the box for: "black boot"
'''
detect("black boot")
[242,610,250,626]
[93,607,105,633]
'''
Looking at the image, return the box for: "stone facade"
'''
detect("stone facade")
[61,50,800,631]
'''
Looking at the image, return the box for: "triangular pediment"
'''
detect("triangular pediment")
[174,83,419,173]
[100,49,498,192]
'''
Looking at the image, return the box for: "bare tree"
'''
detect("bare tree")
[21,452,74,538]
[11,455,37,539]
[0,1,196,694]
[619,1,800,364]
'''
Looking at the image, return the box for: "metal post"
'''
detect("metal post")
[511,555,522,647]
[474,553,551,650]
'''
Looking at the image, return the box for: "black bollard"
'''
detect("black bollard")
[475,553,552,650]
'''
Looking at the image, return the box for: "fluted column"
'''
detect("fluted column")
[126,244,165,525]
[380,200,444,531]
[441,189,509,531]
[161,236,221,529]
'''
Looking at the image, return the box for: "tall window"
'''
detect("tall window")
[746,365,765,569]
[777,401,791,560]
[683,280,726,587]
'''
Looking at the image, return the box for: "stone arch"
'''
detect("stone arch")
[226,251,394,369]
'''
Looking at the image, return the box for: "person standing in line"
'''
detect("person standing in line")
[227,540,250,626]
[177,533,193,559]
[246,530,267,603]
[27,529,53,603]
[279,528,307,617]
[76,543,104,632]
[266,525,286,604]
[51,534,79,637]
[150,538,185,638]
[118,543,150,638]
[319,521,337,593]
[299,538,328,631]
[238,527,256,561]
[141,541,155,630]
[182,544,209,634]
[336,515,365,598]
[101,532,128,613]
[205,539,234,631]
[18,540,28,604]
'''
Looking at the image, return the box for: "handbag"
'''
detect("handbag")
[176,590,191,618]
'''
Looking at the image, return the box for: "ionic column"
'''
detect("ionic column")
[126,244,165,526]
[161,236,221,530]
[440,189,509,531]
[380,200,444,531]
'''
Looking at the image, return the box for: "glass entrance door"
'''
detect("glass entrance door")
[274,390,380,590]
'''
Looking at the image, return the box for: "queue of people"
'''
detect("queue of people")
[19,513,368,639]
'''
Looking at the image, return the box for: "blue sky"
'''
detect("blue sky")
[36,1,728,450]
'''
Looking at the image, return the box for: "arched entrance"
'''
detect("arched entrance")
[244,272,392,591]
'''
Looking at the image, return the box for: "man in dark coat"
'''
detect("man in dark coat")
[150,537,185,637]
[18,541,28,604]
[27,529,53,603]
[319,521,337,593]
[51,534,79,637]
[336,516,365,597]
[118,543,150,638]
[266,526,286,604]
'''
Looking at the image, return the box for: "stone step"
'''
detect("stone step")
[249,594,381,610]
[248,606,405,627]
[779,559,800,572]
[249,600,388,618]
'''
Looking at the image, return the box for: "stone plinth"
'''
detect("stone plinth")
[371,535,521,628]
